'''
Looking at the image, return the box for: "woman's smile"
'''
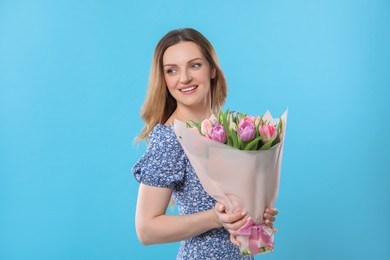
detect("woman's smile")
[179,84,198,93]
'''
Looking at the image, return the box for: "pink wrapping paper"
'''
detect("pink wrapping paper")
[173,110,287,255]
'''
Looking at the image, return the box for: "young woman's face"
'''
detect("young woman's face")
[163,41,215,111]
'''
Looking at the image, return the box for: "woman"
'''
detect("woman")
[132,28,278,259]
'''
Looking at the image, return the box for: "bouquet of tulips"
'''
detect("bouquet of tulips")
[186,110,283,151]
[173,109,287,256]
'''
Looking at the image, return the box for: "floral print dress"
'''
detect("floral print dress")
[132,124,253,260]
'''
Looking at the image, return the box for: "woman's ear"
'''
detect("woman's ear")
[211,68,216,79]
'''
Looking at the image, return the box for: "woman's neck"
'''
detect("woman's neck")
[166,105,212,125]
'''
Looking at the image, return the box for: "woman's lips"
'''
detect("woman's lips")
[179,85,198,93]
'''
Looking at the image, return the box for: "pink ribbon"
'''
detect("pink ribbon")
[236,218,274,255]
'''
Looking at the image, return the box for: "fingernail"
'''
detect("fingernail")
[241,211,246,216]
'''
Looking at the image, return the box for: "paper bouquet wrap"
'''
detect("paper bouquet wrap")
[173,110,287,256]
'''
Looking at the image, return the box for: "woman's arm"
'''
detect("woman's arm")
[135,184,248,245]
[135,183,277,245]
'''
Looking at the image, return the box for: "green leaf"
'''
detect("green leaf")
[231,131,239,149]
[186,121,193,128]
[278,117,283,134]
[217,109,223,124]
[255,123,260,136]
[186,120,201,132]
[260,139,274,150]
[238,136,244,149]
[244,135,265,150]
[273,134,280,146]
[222,111,229,130]
[226,135,233,147]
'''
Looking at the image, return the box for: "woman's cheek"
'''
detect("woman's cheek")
[165,75,178,90]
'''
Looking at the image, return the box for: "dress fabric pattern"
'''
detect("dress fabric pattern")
[132,125,254,260]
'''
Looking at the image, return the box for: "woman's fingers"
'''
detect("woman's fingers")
[230,234,240,246]
[265,208,278,216]
[214,202,248,232]
[215,202,225,212]
[221,210,246,224]
[215,204,246,222]
[264,207,278,228]
[264,207,278,227]
[223,217,248,231]
[263,212,276,222]
[264,219,274,228]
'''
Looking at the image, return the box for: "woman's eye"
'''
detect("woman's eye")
[190,63,201,69]
[166,68,177,74]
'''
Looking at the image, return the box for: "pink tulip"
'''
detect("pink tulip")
[238,120,256,142]
[209,124,227,143]
[238,116,255,128]
[259,125,277,143]
[201,119,213,136]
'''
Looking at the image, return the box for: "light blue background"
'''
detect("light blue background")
[1,0,389,259]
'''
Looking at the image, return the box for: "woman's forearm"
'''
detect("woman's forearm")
[137,209,221,245]
[135,184,222,245]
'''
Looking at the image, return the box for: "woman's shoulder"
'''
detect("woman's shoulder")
[148,124,176,143]
[132,124,186,188]
[146,123,185,155]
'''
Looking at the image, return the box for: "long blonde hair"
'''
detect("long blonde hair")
[136,28,227,141]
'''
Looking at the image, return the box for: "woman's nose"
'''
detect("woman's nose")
[180,70,192,83]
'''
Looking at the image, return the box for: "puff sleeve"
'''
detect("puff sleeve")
[132,125,187,188]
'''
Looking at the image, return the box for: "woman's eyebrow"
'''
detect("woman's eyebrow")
[163,57,204,67]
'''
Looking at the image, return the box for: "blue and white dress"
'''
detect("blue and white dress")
[132,124,253,260]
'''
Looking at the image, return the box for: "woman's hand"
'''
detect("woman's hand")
[263,207,278,232]
[213,203,279,246]
[213,202,248,245]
